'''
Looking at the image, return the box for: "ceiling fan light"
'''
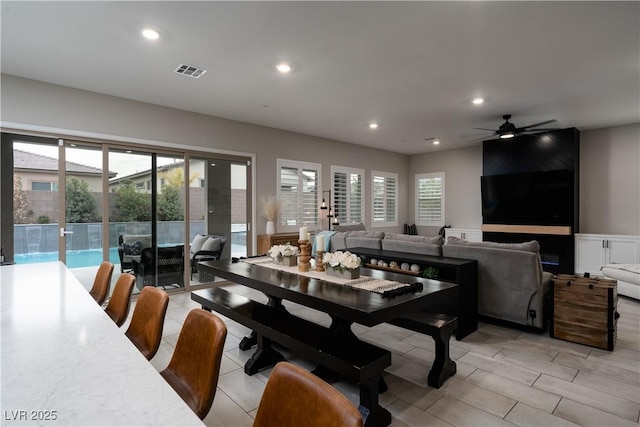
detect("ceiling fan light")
[500,132,515,139]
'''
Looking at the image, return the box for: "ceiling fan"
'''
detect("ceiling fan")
[471,114,559,141]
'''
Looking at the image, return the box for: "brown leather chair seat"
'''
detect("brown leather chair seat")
[125,287,169,360]
[89,261,114,306]
[253,362,363,427]
[160,309,227,419]
[104,273,135,327]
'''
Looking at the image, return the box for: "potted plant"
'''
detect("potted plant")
[268,243,299,266]
[322,251,362,279]
[260,196,281,235]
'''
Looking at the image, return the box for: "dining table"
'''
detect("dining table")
[194,258,459,427]
[0,261,203,426]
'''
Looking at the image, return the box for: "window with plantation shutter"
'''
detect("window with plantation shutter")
[277,159,320,230]
[416,172,445,226]
[331,166,364,226]
[371,171,398,227]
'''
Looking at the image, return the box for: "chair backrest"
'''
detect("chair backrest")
[104,274,136,327]
[89,261,114,305]
[125,287,169,360]
[160,309,227,420]
[253,362,363,427]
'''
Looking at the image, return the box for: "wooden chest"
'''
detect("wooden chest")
[550,274,618,350]
[257,233,301,255]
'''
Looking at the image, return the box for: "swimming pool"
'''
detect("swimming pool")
[14,248,121,268]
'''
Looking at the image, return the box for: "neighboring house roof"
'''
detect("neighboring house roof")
[108,161,185,185]
[13,149,117,178]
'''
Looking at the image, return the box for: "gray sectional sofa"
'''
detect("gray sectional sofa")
[327,225,550,330]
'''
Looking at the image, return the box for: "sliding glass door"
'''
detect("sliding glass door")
[2,131,253,291]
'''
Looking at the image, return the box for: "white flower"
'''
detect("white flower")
[322,251,361,271]
[268,244,299,259]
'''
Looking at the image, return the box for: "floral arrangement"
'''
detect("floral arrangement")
[268,243,300,259]
[260,196,281,221]
[322,251,362,272]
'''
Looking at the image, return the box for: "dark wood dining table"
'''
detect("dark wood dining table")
[194,259,459,427]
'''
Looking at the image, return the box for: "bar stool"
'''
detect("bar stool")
[160,309,227,419]
[89,261,114,306]
[125,287,169,360]
[104,273,135,327]
[253,362,363,427]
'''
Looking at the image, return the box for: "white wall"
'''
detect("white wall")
[2,75,638,237]
[1,75,410,236]
[579,123,640,235]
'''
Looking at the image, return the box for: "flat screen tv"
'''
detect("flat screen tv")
[481,169,573,225]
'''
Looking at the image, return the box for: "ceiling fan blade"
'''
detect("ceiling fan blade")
[521,128,560,132]
[474,127,497,132]
[467,135,495,143]
[520,119,557,129]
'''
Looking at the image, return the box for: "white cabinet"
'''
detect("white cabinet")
[445,228,482,242]
[575,233,640,275]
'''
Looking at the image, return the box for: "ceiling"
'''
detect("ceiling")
[1,1,638,155]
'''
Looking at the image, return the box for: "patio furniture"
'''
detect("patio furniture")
[190,234,227,279]
[133,245,185,289]
[118,234,152,273]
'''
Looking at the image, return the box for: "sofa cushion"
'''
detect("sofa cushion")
[122,241,143,256]
[123,234,152,249]
[446,236,540,253]
[345,230,385,250]
[332,223,366,232]
[201,237,222,252]
[330,232,348,251]
[190,234,209,254]
[381,233,443,256]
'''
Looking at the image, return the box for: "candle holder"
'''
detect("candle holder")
[298,239,311,272]
[315,250,325,272]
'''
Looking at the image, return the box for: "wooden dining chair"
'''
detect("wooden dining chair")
[253,362,363,427]
[104,273,135,327]
[89,261,114,306]
[125,287,169,360]
[160,309,227,420]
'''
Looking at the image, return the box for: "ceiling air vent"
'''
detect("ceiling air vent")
[174,64,207,79]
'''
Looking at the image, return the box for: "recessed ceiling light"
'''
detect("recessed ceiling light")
[141,28,160,41]
[369,123,379,129]
[276,63,292,73]
[433,140,440,145]
[472,97,484,105]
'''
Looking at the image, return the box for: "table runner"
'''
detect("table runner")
[242,256,422,296]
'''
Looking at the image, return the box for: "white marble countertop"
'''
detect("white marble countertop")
[0,262,203,426]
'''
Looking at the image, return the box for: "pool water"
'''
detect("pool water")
[15,248,121,268]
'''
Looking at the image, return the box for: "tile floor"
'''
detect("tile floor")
[123,284,640,427]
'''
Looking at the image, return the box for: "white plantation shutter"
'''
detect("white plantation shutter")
[331,166,364,224]
[416,172,445,226]
[371,171,398,227]
[277,160,320,229]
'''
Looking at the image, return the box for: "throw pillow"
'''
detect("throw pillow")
[190,234,208,253]
[123,241,143,256]
[201,237,222,252]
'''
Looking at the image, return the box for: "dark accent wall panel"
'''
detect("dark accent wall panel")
[483,128,580,175]
[482,128,580,274]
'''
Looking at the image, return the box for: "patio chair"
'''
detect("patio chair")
[190,234,227,279]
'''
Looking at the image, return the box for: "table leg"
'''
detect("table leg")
[427,326,457,388]
[239,331,257,351]
[244,335,284,375]
[359,371,392,427]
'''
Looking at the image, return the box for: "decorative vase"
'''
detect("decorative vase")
[266,221,275,235]
[275,256,297,267]
[326,266,360,280]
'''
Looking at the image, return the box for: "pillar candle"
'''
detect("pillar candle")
[316,234,325,250]
[299,226,308,241]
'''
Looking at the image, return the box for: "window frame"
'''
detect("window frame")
[276,158,321,232]
[371,170,398,228]
[415,172,445,227]
[330,165,365,226]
